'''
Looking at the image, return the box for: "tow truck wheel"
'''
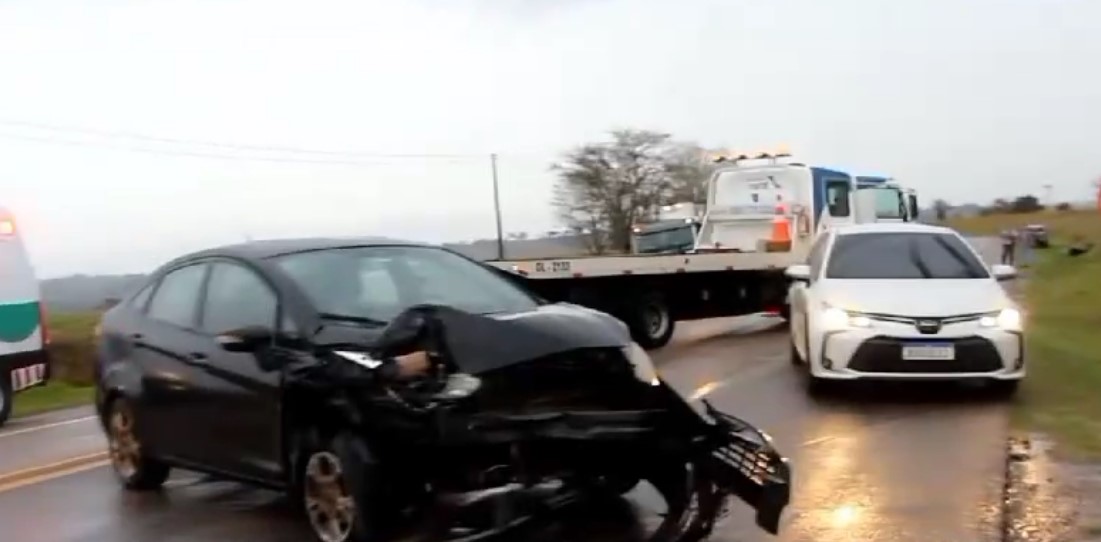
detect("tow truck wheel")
[303,433,381,542]
[0,374,12,428]
[630,294,676,350]
[105,398,170,490]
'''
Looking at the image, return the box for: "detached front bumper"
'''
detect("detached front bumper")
[696,401,791,535]
[449,408,668,443]
[814,320,1024,381]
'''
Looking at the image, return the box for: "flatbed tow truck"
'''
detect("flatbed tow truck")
[485,150,918,348]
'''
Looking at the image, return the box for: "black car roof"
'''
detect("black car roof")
[163,237,431,267]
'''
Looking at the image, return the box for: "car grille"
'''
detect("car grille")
[846,336,1004,373]
[859,312,987,334]
[473,348,643,412]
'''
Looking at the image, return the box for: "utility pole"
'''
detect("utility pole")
[491,153,505,260]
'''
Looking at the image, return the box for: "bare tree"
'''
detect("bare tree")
[552,129,683,253]
[666,143,721,205]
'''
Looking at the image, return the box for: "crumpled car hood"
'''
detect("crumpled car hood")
[379,302,632,375]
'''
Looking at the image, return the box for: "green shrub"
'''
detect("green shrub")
[46,311,101,387]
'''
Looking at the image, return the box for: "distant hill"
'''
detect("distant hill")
[40,235,592,312]
[41,273,147,312]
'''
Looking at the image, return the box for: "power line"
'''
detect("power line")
[0,118,481,159]
[0,131,480,166]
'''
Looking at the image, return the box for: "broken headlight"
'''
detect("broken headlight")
[623,342,662,387]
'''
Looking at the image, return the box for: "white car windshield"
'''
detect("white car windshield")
[826,232,989,279]
[271,246,539,323]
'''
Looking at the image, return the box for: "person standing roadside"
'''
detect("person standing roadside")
[1000,228,1018,265]
[1018,227,1034,267]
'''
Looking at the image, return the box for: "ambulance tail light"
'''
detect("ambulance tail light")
[39,303,51,346]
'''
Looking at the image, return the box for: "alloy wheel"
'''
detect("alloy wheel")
[304,451,356,542]
[108,404,141,480]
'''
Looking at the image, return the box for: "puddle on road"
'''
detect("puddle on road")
[1004,434,1101,542]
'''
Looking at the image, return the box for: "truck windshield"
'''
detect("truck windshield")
[635,225,697,253]
[826,232,989,279]
[271,246,538,323]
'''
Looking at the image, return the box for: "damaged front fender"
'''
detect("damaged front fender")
[293,303,792,538]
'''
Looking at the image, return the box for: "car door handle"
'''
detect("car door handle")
[186,352,209,365]
[130,333,145,347]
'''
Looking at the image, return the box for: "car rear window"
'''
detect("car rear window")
[825,232,989,279]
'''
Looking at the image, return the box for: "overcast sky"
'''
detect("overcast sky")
[2,0,1098,278]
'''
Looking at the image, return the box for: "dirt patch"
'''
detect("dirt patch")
[1003,433,1101,541]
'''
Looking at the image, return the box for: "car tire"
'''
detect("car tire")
[105,397,170,490]
[629,293,676,350]
[989,380,1020,398]
[0,374,13,428]
[806,374,832,396]
[642,460,721,542]
[789,338,802,366]
[302,432,381,542]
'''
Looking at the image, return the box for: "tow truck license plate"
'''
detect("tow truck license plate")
[902,343,955,360]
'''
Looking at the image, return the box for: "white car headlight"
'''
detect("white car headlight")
[821,306,872,330]
[624,342,662,386]
[980,308,1022,330]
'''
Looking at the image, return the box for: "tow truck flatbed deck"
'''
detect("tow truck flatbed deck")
[486,250,801,279]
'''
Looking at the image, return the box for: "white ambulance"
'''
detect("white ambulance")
[0,207,49,427]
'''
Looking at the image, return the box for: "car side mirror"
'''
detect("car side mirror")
[216,325,275,353]
[991,264,1017,281]
[785,264,812,282]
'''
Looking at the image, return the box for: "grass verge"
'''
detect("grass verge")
[9,311,100,418]
[949,210,1101,458]
[12,382,95,418]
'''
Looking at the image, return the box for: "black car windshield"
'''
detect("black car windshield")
[635,225,696,253]
[271,246,539,323]
[825,232,989,279]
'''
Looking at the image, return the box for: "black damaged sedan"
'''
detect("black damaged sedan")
[93,238,790,542]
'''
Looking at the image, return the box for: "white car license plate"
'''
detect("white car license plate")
[902,344,955,361]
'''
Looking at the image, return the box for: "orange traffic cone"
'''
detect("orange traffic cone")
[771,203,792,245]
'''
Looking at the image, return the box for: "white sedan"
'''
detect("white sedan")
[785,223,1024,395]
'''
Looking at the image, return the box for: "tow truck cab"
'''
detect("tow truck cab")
[693,151,863,255]
[854,175,920,223]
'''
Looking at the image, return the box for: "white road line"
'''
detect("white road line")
[0,415,99,440]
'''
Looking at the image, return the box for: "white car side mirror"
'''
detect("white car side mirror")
[785,264,811,281]
[991,264,1017,281]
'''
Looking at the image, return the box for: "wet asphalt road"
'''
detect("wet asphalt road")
[0,238,1012,542]
[0,317,1009,542]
